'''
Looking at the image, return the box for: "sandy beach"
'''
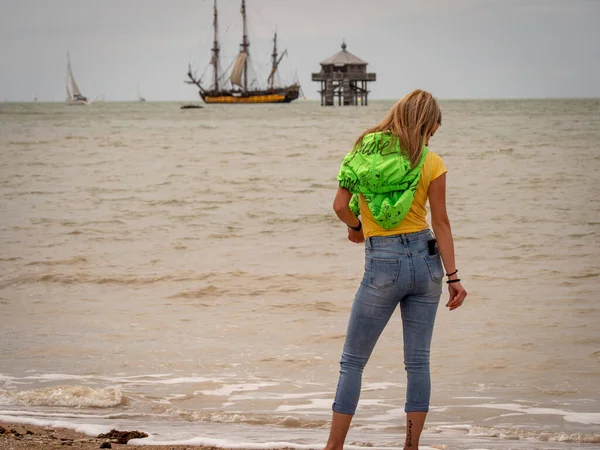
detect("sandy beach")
[0,422,227,450]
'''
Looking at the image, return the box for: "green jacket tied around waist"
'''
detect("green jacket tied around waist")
[337,131,428,230]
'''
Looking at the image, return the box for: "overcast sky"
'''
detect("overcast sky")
[1,0,599,101]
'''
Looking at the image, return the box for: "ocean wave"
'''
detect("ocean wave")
[20,273,182,286]
[0,414,116,439]
[265,213,335,225]
[169,285,221,299]
[467,425,600,444]
[64,135,89,140]
[170,285,269,299]
[172,407,328,429]
[465,147,516,159]
[29,218,126,226]
[7,139,56,145]
[309,334,345,344]
[146,199,193,206]
[0,271,205,287]
[461,402,600,426]
[127,435,329,449]
[568,271,599,280]
[25,256,88,266]
[195,381,279,398]
[272,300,339,313]
[0,409,165,421]
[165,273,338,299]
[10,190,68,196]
[0,373,219,388]
[0,385,125,408]
[309,183,332,189]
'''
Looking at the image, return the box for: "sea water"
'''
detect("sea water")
[1,99,599,448]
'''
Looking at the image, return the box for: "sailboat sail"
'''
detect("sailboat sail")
[137,81,146,102]
[69,68,82,97]
[230,52,247,88]
[71,78,82,97]
[66,71,72,100]
[66,53,89,105]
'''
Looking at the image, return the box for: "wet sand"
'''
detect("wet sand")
[0,422,240,450]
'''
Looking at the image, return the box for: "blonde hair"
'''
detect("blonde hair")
[353,89,442,167]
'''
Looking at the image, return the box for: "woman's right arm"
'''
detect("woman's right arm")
[428,173,467,311]
[333,187,364,244]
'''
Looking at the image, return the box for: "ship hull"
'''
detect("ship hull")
[67,99,91,105]
[67,95,91,105]
[200,86,299,104]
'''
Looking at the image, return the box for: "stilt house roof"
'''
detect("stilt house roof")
[320,42,368,67]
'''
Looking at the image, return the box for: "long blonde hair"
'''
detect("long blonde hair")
[353,89,442,167]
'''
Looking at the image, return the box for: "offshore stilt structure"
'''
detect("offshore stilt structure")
[312,42,376,106]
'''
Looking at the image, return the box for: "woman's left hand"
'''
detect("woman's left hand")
[446,281,467,311]
[347,228,365,243]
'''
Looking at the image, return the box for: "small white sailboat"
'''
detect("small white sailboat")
[137,82,146,102]
[66,53,90,105]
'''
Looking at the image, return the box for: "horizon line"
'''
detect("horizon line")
[5,96,600,103]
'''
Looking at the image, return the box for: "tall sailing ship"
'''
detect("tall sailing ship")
[66,53,90,105]
[187,0,300,104]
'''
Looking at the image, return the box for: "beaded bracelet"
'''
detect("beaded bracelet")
[446,269,458,277]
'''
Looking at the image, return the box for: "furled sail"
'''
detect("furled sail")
[229,52,247,88]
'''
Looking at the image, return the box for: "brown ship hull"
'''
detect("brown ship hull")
[200,86,299,104]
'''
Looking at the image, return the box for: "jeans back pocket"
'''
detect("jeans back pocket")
[423,254,443,284]
[368,257,400,290]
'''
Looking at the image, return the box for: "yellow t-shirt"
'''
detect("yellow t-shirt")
[359,151,447,237]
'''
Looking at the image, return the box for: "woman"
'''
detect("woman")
[326,89,467,450]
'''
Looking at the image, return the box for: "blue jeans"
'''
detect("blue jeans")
[332,229,443,414]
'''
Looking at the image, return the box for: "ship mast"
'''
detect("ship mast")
[211,0,220,91]
[267,32,287,90]
[241,0,249,91]
[270,32,277,90]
